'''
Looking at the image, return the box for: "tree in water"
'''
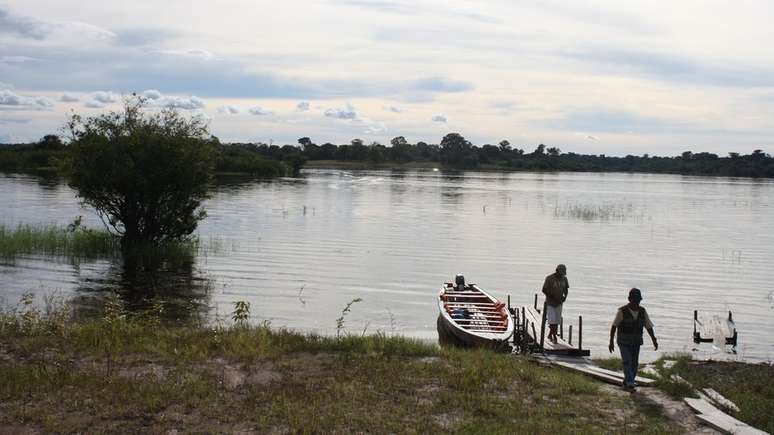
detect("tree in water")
[66,96,218,248]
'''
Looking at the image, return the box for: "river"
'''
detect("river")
[2,169,773,362]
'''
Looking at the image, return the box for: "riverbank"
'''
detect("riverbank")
[0,301,680,434]
[595,355,774,433]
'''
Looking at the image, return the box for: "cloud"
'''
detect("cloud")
[84,100,106,108]
[0,56,40,64]
[547,110,676,134]
[59,93,79,102]
[325,104,358,120]
[364,120,387,134]
[297,101,310,111]
[412,77,473,93]
[384,105,403,113]
[142,89,162,100]
[0,6,114,43]
[154,48,215,60]
[93,91,119,104]
[248,106,271,116]
[564,47,774,88]
[0,89,53,110]
[114,28,176,47]
[155,95,205,110]
[0,7,47,39]
[217,105,240,115]
[0,133,13,143]
[431,114,447,123]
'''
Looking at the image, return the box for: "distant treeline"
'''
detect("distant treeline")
[3,133,773,178]
[0,135,293,177]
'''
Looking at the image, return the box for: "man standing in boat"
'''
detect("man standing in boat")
[608,288,658,392]
[542,264,568,344]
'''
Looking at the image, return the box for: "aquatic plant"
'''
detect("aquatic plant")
[0,223,119,261]
[553,202,646,222]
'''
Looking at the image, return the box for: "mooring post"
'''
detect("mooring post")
[728,310,733,322]
[568,325,573,345]
[539,302,547,352]
[694,310,698,342]
[507,294,511,312]
[521,306,526,351]
[534,294,538,311]
[578,315,583,351]
[560,317,564,339]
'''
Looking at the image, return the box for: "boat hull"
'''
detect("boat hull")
[436,284,514,349]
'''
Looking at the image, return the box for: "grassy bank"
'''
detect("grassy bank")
[0,299,679,434]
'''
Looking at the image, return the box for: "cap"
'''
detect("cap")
[628,287,643,301]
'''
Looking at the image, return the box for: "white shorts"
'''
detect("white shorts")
[546,304,563,325]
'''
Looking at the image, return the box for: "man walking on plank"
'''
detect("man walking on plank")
[609,288,658,392]
[542,264,569,344]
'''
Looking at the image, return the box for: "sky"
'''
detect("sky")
[1,0,773,156]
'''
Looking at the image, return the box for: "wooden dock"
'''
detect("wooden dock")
[508,294,589,356]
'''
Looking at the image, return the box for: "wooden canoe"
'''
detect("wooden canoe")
[436,282,514,348]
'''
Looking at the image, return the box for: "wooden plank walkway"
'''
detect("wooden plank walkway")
[541,354,655,387]
[523,306,589,356]
[684,398,767,435]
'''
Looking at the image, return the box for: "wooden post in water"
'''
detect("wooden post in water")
[568,325,573,345]
[540,302,547,352]
[521,306,527,353]
[534,294,538,311]
[560,317,564,339]
[507,294,511,314]
[693,310,698,343]
[578,315,583,351]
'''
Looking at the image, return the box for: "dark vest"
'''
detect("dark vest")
[617,305,646,346]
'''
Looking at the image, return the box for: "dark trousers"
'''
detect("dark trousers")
[618,343,641,387]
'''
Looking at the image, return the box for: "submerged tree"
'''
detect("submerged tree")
[66,96,218,247]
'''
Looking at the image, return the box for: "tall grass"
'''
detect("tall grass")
[0,223,119,260]
[0,223,215,262]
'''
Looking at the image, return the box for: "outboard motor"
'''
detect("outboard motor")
[455,274,466,291]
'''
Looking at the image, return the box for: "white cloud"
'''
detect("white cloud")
[156,95,205,110]
[59,93,79,102]
[0,89,53,110]
[217,105,240,115]
[297,101,310,111]
[431,114,447,123]
[248,106,272,116]
[84,100,106,108]
[142,89,163,100]
[0,133,13,143]
[93,91,119,104]
[324,104,358,120]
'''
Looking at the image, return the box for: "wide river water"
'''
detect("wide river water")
[2,169,773,363]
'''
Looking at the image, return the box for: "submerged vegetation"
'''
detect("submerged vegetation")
[0,295,679,434]
[0,223,217,263]
[553,202,647,222]
[0,223,118,261]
